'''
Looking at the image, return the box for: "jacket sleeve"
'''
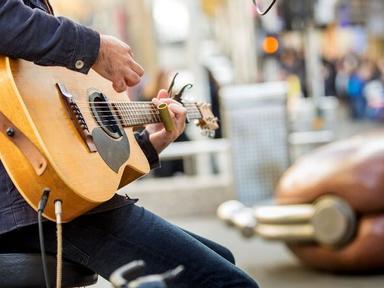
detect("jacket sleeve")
[134,130,160,170]
[0,0,100,74]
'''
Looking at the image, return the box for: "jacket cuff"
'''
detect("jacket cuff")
[134,130,160,170]
[68,21,100,74]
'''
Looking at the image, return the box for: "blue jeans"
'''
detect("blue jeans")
[0,204,258,287]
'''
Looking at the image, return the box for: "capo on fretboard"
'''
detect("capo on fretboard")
[167,73,193,104]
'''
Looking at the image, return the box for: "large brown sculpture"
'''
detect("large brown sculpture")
[276,131,384,273]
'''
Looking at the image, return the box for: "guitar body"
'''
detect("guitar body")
[0,57,150,222]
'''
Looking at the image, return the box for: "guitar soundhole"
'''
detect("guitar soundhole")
[89,91,123,139]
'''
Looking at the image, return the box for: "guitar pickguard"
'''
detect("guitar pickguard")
[92,127,130,173]
[88,89,130,173]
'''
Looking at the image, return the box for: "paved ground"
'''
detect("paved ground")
[173,216,384,288]
[92,215,384,288]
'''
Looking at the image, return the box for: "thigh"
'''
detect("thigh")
[181,229,236,265]
[2,204,258,288]
[66,205,257,287]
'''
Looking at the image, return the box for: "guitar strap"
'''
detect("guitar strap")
[0,111,47,176]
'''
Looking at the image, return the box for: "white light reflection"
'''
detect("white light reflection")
[153,0,190,43]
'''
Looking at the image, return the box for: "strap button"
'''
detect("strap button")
[6,127,15,137]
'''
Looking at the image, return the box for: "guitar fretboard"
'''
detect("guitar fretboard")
[111,101,202,127]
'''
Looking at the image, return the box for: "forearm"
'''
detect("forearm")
[0,0,100,74]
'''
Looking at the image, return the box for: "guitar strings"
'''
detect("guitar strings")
[75,103,199,109]
[76,107,202,118]
[58,101,203,129]
[75,104,200,113]
[74,106,199,112]
[68,109,203,129]
[76,109,202,118]
[75,101,199,106]
[76,100,198,105]
[75,110,202,118]
[75,114,203,130]
[75,106,201,113]
[69,108,205,130]
[74,106,201,118]
[74,106,202,119]
[77,112,203,127]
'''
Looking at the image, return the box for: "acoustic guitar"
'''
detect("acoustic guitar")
[0,57,219,222]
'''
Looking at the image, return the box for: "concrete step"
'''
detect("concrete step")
[118,175,235,217]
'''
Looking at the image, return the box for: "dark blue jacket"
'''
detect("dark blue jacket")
[0,0,100,74]
[0,0,158,235]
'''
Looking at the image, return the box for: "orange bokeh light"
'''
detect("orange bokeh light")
[262,36,279,54]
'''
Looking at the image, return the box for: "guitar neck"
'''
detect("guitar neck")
[113,101,202,127]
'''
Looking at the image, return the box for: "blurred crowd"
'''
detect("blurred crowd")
[279,49,384,122]
[334,54,384,121]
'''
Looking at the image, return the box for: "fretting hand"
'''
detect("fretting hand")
[146,90,187,154]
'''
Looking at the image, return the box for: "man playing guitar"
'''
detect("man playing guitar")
[0,0,259,287]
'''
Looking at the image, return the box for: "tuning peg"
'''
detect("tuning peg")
[167,73,179,95]
[173,84,193,103]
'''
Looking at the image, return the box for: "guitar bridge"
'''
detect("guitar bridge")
[56,83,97,152]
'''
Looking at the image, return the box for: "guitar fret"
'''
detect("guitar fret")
[113,101,202,127]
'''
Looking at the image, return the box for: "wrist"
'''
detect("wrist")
[149,131,173,154]
[92,34,104,68]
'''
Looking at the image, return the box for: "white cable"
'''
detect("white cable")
[55,200,63,288]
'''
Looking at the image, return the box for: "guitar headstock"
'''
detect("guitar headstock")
[166,73,219,137]
[195,102,219,137]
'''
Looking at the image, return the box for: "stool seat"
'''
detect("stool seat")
[0,253,98,288]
